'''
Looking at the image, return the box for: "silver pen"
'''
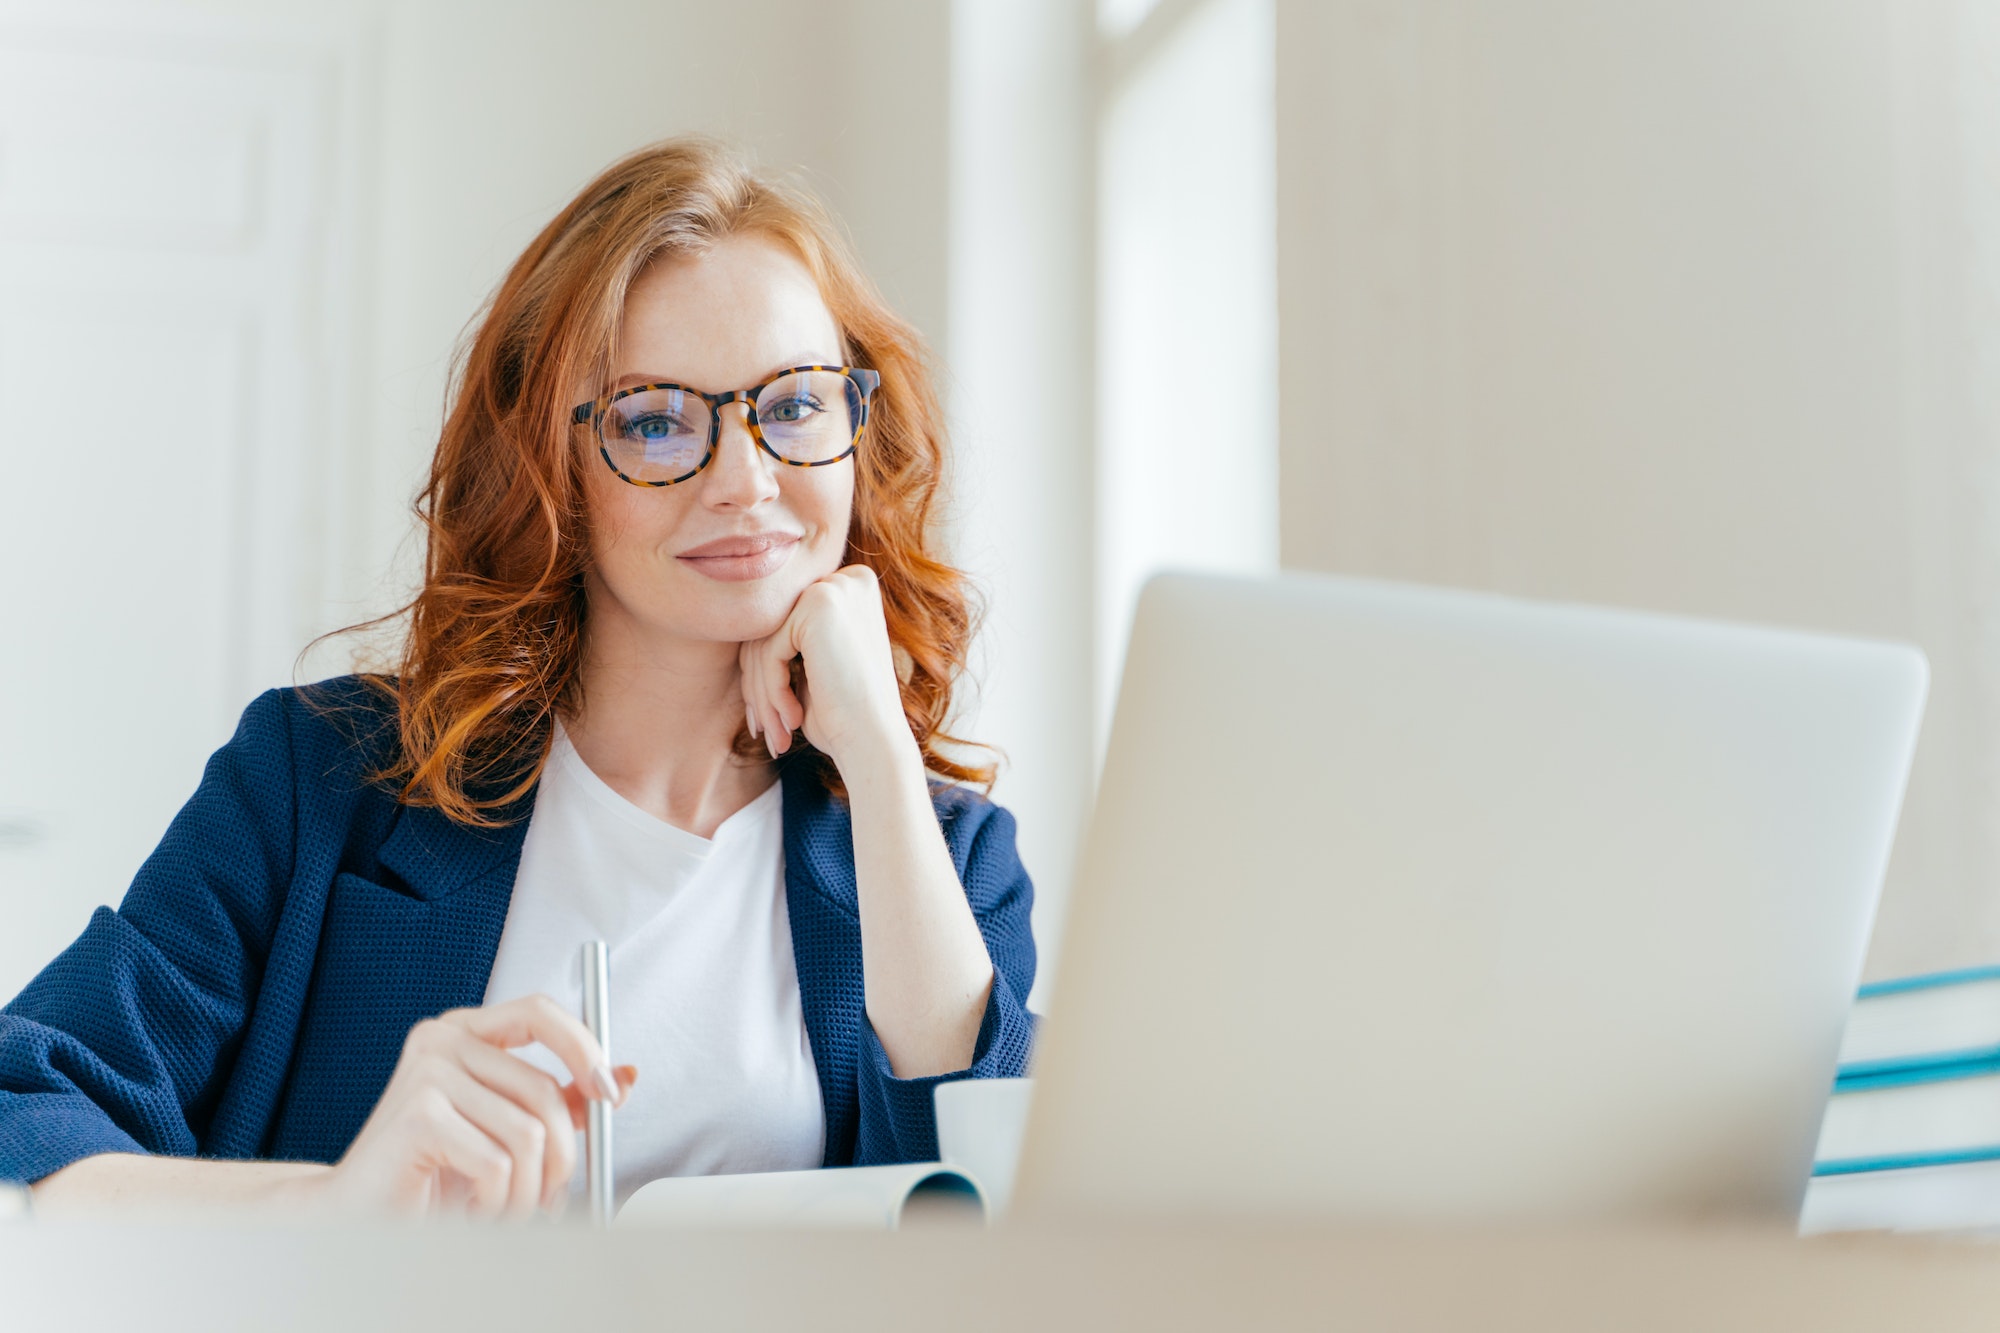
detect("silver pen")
[580,939,614,1226]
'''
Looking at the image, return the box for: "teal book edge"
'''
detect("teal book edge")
[1835,1047,2000,1090]
[1856,963,2000,1000]
[1830,964,2000,1084]
[1814,1144,2000,1178]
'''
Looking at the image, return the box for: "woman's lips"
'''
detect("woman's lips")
[675,533,801,582]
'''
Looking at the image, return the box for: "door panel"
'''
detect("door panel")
[0,13,359,997]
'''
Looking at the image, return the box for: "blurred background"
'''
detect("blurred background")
[1,0,1998,1007]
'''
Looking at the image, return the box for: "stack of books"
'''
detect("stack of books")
[1804,965,2000,1234]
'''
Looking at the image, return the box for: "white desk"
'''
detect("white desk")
[6,1219,2000,1332]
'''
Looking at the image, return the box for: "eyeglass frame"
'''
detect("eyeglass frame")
[569,364,882,489]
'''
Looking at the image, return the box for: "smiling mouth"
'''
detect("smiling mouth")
[675,533,801,582]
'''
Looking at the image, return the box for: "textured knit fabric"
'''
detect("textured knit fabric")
[0,679,1038,1184]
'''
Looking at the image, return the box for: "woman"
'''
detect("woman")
[0,139,1036,1217]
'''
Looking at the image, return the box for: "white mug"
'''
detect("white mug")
[933,1077,1034,1219]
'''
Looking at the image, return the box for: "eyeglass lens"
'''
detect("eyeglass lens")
[599,370,863,484]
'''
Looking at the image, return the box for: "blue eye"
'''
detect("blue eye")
[763,396,824,425]
[622,411,692,441]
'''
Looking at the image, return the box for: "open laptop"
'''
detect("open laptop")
[1010,571,1927,1223]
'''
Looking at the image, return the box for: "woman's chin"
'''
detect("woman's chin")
[667,587,802,645]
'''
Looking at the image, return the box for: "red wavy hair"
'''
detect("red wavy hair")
[351,138,988,825]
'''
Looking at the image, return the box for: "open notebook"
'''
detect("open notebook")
[617,1077,1031,1230]
[619,1161,987,1229]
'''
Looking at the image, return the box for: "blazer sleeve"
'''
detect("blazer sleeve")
[0,690,296,1184]
[851,797,1038,1166]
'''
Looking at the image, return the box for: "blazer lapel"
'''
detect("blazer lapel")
[780,765,866,1165]
[376,799,529,902]
[273,792,536,1162]
[373,795,534,1006]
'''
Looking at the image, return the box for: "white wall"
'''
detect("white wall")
[945,0,1280,999]
[0,0,380,993]
[1096,0,1276,743]
[1274,0,2000,980]
[948,0,1097,1000]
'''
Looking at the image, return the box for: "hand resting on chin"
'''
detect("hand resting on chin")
[738,563,911,770]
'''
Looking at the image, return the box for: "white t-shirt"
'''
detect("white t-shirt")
[481,727,825,1203]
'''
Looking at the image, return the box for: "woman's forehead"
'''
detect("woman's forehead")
[616,235,841,390]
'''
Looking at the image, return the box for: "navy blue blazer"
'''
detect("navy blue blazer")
[0,679,1037,1185]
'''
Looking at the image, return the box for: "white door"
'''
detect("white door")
[0,8,367,996]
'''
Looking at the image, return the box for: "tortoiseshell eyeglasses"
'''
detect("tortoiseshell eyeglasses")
[569,365,881,488]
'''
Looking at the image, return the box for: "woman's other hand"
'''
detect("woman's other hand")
[739,564,911,772]
[314,994,635,1219]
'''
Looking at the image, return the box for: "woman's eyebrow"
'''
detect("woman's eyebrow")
[609,357,841,393]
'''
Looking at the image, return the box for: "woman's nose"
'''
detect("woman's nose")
[700,403,781,509]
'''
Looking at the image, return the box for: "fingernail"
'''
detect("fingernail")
[592,1065,619,1102]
